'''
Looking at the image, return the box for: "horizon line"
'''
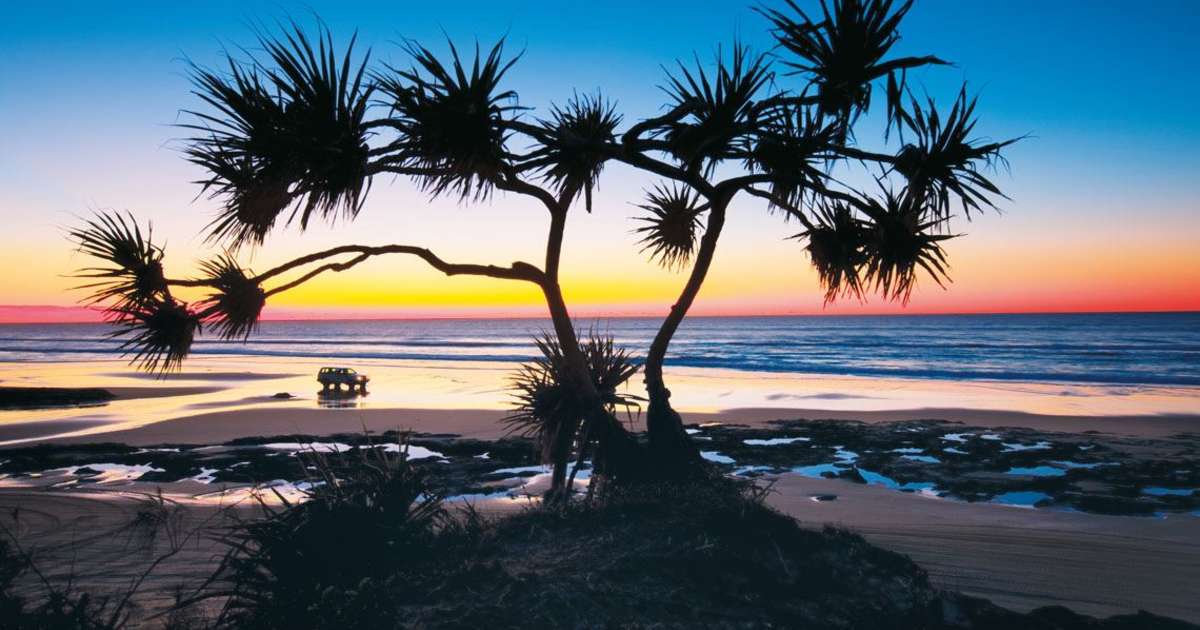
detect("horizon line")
[1,304,1197,325]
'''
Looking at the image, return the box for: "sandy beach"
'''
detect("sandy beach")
[2,469,1197,623]
[2,357,1198,624]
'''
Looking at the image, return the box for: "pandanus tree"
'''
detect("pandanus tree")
[578,0,1017,473]
[70,0,1016,495]
[70,28,646,498]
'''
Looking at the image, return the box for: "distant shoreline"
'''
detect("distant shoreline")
[2,308,1199,326]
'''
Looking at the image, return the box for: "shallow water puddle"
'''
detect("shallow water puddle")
[901,455,940,464]
[856,469,938,495]
[732,465,773,476]
[1006,466,1066,477]
[701,451,736,465]
[489,464,550,476]
[192,467,219,483]
[790,463,845,478]
[1001,441,1052,453]
[261,441,355,453]
[833,447,859,463]
[1048,460,1113,470]
[58,463,165,484]
[1141,487,1196,497]
[992,491,1052,507]
[743,437,810,446]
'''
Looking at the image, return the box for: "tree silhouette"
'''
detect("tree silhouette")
[596,0,1018,473]
[70,0,1016,494]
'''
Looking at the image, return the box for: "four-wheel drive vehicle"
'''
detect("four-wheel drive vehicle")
[317,367,369,391]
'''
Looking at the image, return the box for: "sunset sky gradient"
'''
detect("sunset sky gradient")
[1,0,1197,322]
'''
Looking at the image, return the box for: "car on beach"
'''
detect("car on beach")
[317,367,369,393]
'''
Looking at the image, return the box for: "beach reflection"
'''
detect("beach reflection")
[2,355,1199,445]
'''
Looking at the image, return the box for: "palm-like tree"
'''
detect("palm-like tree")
[597,0,1017,472]
[72,24,640,497]
[71,1,1017,494]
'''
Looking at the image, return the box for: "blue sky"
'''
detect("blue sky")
[0,1,1197,316]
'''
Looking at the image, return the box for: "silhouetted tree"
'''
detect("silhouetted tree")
[71,29,645,498]
[608,0,1017,473]
[71,0,1016,494]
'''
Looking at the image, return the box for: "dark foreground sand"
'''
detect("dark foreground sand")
[3,400,1198,625]
[2,477,1197,625]
[37,404,1200,449]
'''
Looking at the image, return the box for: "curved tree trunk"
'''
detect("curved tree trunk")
[540,278,646,496]
[539,207,647,498]
[643,200,729,477]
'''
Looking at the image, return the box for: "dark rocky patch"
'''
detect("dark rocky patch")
[0,387,114,409]
[2,421,1196,517]
[688,418,1199,516]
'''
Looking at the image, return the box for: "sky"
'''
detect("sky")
[1,0,1197,322]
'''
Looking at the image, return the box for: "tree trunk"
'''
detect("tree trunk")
[643,200,729,476]
[539,267,646,496]
[536,205,649,497]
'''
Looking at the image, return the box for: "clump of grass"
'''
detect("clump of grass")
[157,445,1200,629]
[201,439,479,629]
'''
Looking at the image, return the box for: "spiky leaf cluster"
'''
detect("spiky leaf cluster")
[108,298,201,374]
[70,212,200,374]
[859,190,954,303]
[633,185,706,270]
[794,189,956,304]
[185,25,373,247]
[521,94,621,211]
[794,200,870,302]
[69,211,169,310]
[661,45,773,169]
[377,40,520,201]
[197,255,266,340]
[893,87,1016,219]
[760,0,947,134]
[745,105,840,207]
[504,332,641,464]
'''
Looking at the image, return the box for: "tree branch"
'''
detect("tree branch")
[264,253,372,296]
[169,244,545,296]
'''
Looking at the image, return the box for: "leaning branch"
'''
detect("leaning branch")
[167,244,545,295]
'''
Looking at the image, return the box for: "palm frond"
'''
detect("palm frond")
[660,44,773,169]
[376,39,521,201]
[196,255,266,340]
[859,189,956,303]
[520,93,621,211]
[745,104,840,207]
[108,298,200,374]
[184,23,374,247]
[68,211,169,312]
[759,0,947,134]
[892,86,1017,219]
[793,199,869,302]
[632,184,705,270]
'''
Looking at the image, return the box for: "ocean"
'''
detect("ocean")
[1,312,1197,387]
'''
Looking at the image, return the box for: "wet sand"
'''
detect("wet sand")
[29,403,1199,449]
[3,356,1198,446]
